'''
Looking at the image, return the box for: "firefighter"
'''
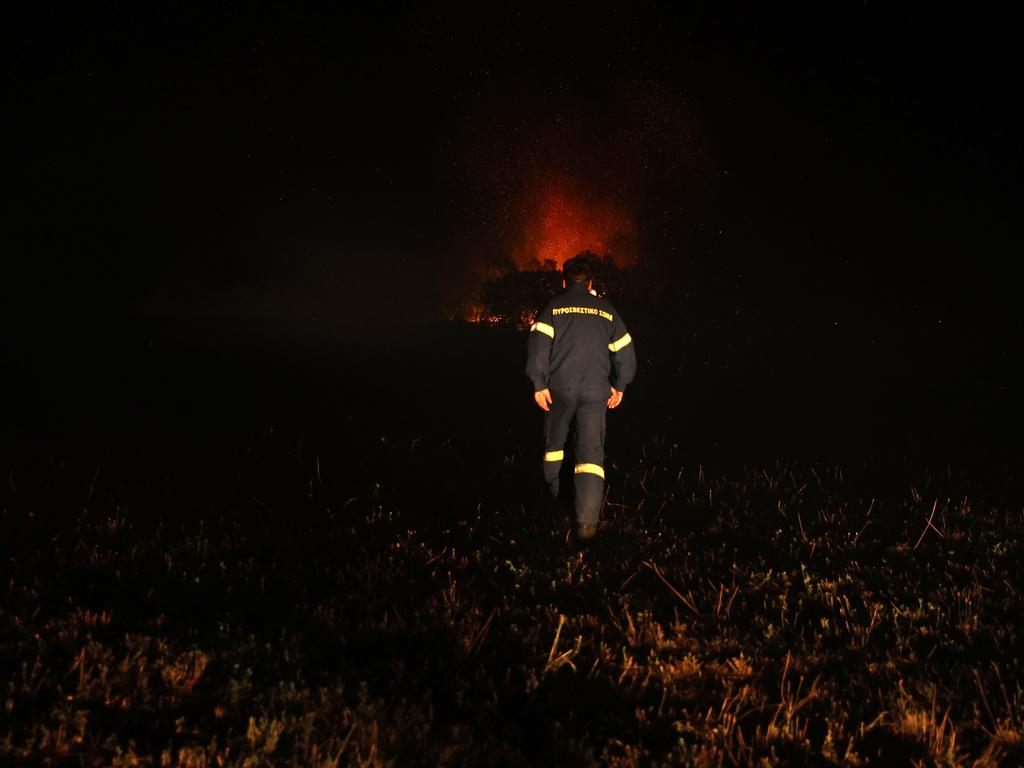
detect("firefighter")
[525,255,637,542]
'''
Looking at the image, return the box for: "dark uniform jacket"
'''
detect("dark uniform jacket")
[525,281,637,393]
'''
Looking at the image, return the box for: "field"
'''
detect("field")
[2,322,1023,766]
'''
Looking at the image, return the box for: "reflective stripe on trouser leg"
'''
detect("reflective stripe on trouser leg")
[543,450,564,496]
[574,465,604,527]
[543,390,577,499]
[572,387,608,527]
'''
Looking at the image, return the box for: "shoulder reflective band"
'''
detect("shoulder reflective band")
[544,450,564,462]
[574,463,605,479]
[609,332,632,352]
[531,321,555,338]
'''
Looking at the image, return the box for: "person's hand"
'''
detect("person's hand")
[607,387,624,409]
[534,388,553,411]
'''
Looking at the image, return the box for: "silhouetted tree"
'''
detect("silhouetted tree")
[478,266,561,328]
[477,250,668,329]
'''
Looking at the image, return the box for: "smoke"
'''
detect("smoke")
[516,176,637,270]
[439,76,713,313]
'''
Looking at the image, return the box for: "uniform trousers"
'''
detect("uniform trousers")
[542,384,607,527]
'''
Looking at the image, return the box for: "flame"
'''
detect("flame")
[464,304,503,325]
[464,303,535,330]
[516,179,636,270]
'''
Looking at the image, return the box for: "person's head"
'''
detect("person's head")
[562,256,592,289]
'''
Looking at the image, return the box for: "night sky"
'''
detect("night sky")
[7,4,1022,342]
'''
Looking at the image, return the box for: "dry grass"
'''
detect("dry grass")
[1,432,1022,766]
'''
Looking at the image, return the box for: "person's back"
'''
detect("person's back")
[525,256,637,542]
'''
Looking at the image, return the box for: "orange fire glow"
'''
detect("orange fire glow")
[463,303,535,329]
[464,304,503,324]
[516,179,636,270]
[461,178,635,324]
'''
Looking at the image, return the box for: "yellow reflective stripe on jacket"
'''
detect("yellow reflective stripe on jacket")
[608,332,632,352]
[530,321,555,338]
[544,450,564,462]
[574,463,605,479]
